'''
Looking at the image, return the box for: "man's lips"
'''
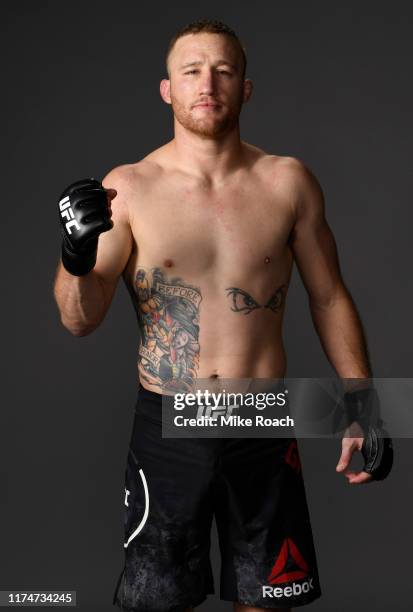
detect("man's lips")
[193,103,221,108]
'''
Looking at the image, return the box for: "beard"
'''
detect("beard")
[170,91,243,138]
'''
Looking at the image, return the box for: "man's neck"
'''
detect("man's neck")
[170,122,246,185]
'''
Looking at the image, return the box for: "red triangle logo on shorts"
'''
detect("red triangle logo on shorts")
[267,538,309,584]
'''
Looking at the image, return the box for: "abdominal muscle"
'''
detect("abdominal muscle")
[137,325,287,396]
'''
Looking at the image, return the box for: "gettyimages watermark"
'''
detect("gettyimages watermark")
[157,377,413,438]
[172,390,293,430]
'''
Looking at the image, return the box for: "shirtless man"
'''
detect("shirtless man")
[54,19,392,612]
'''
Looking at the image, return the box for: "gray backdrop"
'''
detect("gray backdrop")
[2,1,412,610]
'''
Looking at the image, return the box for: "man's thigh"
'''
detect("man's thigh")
[215,438,322,609]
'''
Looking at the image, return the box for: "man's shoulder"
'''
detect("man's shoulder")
[100,158,159,228]
[264,154,309,181]
[101,147,171,225]
[102,156,162,190]
[264,154,322,201]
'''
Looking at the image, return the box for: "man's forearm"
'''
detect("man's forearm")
[53,262,108,336]
[309,287,372,378]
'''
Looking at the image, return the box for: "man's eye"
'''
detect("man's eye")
[184,70,231,75]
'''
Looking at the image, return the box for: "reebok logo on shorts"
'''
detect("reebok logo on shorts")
[267,537,309,584]
[263,537,313,599]
[262,578,314,599]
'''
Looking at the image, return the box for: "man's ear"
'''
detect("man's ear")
[160,79,171,104]
[243,78,253,103]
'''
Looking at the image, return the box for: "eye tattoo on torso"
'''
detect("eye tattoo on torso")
[225,285,287,315]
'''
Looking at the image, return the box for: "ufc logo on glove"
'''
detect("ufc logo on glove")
[59,195,80,234]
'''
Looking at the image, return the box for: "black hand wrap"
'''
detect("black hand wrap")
[344,387,393,481]
[58,178,112,276]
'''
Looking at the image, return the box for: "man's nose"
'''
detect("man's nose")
[199,70,216,95]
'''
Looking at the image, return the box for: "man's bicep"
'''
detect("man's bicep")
[290,165,344,305]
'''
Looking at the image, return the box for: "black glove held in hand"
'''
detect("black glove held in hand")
[344,388,393,481]
[58,178,112,276]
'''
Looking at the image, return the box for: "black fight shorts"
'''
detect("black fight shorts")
[113,385,322,611]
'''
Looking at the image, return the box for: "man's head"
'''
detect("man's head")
[160,19,252,138]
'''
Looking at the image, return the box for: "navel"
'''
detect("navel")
[264,256,271,264]
[164,259,174,268]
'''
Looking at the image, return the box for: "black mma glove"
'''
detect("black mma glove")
[344,387,393,481]
[58,178,113,276]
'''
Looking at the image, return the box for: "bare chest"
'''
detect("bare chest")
[126,176,295,283]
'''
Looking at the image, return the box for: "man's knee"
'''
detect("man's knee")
[233,603,291,612]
